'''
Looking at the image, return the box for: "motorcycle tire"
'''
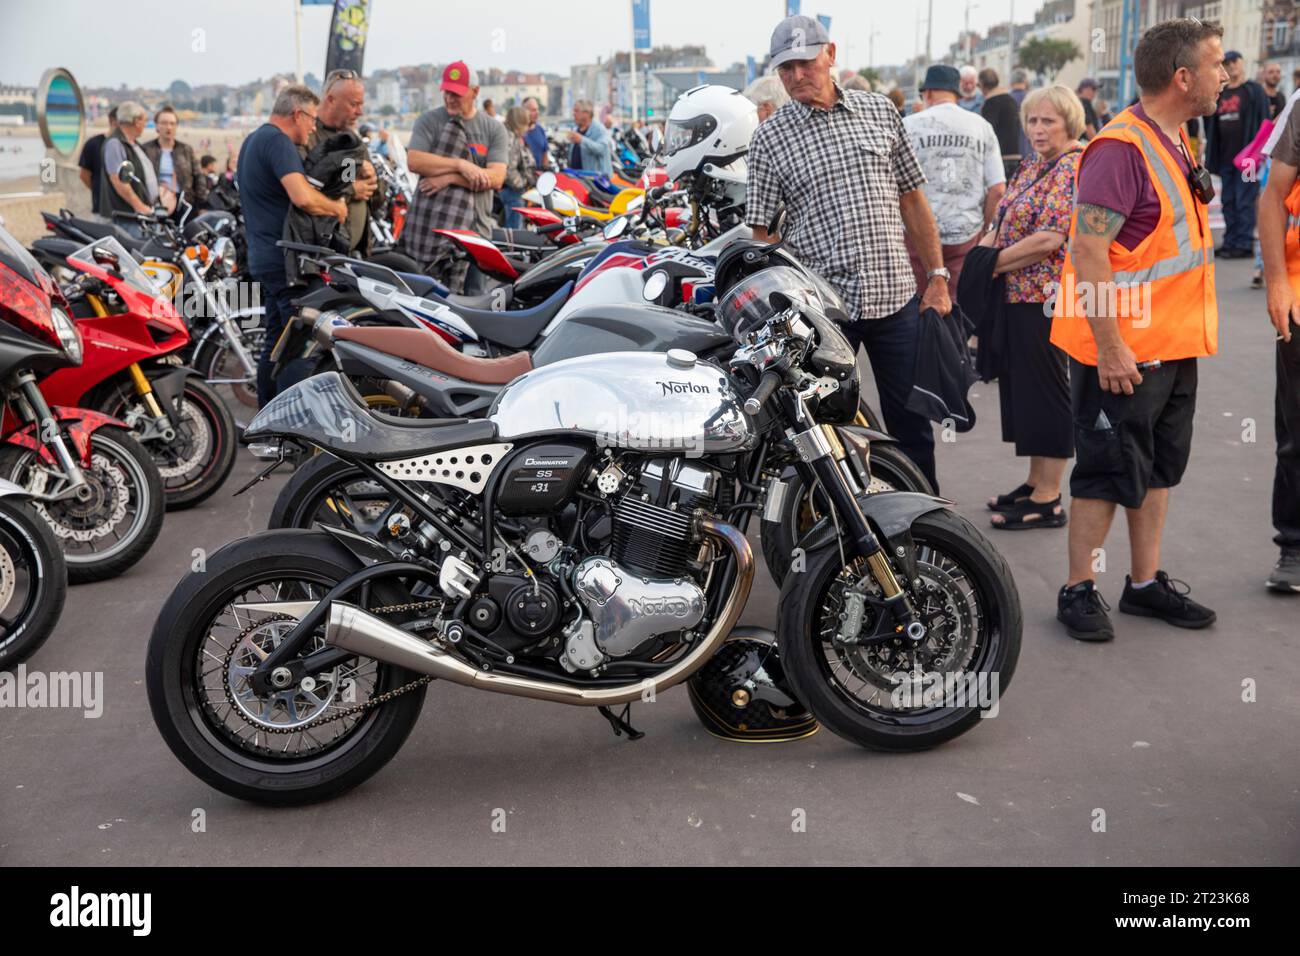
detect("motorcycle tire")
[761,442,935,587]
[777,509,1021,751]
[269,453,390,533]
[0,497,67,670]
[192,326,264,410]
[97,376,237,511]
[0,426,165,584]
[146,529,428,805]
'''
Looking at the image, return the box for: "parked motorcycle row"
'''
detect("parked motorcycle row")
[1,86,1022,806]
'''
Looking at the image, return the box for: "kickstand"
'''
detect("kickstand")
[597,703,644,741]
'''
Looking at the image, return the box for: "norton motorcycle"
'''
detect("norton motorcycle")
[0,222,164,583]
[146,264,1020,805]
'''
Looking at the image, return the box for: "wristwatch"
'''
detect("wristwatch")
[927,267,952,283]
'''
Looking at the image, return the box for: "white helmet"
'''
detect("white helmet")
[663,85,758,185]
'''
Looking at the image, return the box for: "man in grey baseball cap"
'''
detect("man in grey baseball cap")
[746,13,951,491]
[768,14,831,70]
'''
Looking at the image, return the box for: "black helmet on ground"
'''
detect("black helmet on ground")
[687,629,819,742]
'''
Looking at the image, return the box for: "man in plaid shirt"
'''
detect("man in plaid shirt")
[748,15,951,491]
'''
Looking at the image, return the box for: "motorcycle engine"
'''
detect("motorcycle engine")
[560,458,718,673]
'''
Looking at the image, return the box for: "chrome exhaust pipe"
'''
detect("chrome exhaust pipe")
[324,518,753,706]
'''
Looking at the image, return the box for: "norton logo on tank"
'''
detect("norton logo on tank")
[657,380,711,396]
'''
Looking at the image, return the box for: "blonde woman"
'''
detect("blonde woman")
[979,85,1086,529]
[500,106,536,229]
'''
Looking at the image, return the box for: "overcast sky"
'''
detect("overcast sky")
[2,0,1040,89]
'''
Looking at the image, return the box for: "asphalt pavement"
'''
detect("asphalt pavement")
[2,253,1297,866]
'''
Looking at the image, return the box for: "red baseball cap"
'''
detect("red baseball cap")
[441,61,477,96]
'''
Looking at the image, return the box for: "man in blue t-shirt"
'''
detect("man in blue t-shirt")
[237,84,346,406]
[522,96,550,170]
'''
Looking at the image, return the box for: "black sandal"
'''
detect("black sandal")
[990,496,1067,530]
[987,482,1035,512]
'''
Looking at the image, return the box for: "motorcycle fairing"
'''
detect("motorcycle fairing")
[4,405,128,466]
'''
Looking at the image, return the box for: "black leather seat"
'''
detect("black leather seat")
[244,371,498,461]
[451,280,572,350]
[490,228,549,250]
[68,217,145,251]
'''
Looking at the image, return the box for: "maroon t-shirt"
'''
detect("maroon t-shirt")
[1074,103,1192,251]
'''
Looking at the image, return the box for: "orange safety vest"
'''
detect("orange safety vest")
[1283,179,1300,296]
[1051,107,1218,365]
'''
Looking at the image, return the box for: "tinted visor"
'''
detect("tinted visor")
[664,113,718,157]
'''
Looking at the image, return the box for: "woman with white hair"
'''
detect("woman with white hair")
[977,84,1086,530]
[743,75,790,123]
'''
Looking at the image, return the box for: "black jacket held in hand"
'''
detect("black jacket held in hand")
[956,243,1008,383]
[283,130,366,284]
[906,306,978,433]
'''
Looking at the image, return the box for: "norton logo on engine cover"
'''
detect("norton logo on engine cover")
[627,596,696,618]
[656,381,711,397]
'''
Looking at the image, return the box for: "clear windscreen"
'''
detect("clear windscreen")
[68,237,161,297]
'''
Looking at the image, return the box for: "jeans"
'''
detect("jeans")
[1275,318,1300,548]
[1219,160,1259,251]
[251,268,299,408]
[837,295,939,492]
[500,188,524,229]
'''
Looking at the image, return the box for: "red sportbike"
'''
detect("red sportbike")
[47,237,236,510]
[0,223,164,583]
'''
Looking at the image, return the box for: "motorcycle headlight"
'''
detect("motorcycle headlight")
[50,306,83,365]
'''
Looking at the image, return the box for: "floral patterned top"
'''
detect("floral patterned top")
[994,146,1082,303]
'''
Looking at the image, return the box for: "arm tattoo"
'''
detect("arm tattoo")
[1076,203,1127,241]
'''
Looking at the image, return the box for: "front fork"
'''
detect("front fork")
[125,362,177,442]
[779,391,924,641]
[11,373,90,501]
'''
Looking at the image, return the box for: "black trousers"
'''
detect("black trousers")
[838,295,939,493]
[998,301,1074,459]
[1275,323,1300,548]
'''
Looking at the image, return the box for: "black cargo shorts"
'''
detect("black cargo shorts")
[1068,357,1198,510]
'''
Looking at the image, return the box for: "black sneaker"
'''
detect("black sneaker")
[1266,548,1300,593]
[1057,580,1115,642]
[1119,571,1216,628]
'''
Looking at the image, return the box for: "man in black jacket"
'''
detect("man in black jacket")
[1205,50,1270,257]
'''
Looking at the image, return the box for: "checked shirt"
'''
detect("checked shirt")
[746,85,926,320]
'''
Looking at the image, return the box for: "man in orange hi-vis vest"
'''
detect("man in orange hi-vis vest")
[1257,95,1300,593]
[1050,19,1226,642]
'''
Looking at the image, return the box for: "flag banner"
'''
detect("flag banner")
[785,1,801,16]
[300,1,334,6]
[633,0,652,51]
[817,14,831,31]
[746,55,757,86]
[324,0,372,77]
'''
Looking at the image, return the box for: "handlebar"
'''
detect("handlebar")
[744,368,784,417]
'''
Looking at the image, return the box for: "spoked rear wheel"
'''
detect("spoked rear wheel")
[777,510,1021,751]
[146,530,431,805]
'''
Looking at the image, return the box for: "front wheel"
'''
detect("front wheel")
[99,376,237,510]
[0,426,165,584]
[777,509,1021,751]
[0,498,67,669]
[193,325,264,410]
[146,530,429,805]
